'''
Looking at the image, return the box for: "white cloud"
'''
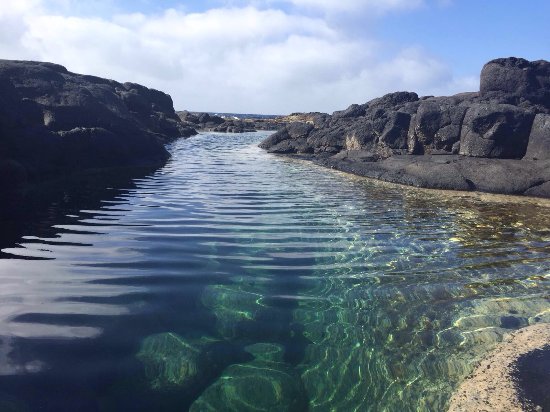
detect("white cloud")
[283,0,424,14]
[0,1,472,114]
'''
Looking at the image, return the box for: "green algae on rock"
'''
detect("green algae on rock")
[137,333,211,390]
[190,343,307,412]
[201,281,268,339]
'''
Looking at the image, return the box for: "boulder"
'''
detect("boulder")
[480,57,550,107]
[459,104,535,158]
[190,343,307,412]
[137,333,207,390]
[524,113,550,160]
[259,122,314,154]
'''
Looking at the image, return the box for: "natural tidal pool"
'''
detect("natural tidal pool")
[0,131,549,411]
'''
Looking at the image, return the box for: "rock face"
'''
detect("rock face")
[459,103,535,158]
[525,113,550,160]
[260,57,550,198]
[0,60,196,189]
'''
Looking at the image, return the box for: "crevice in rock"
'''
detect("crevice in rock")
[525,179,547,191]
[465,178,476,191]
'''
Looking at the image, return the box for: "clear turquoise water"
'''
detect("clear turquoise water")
[0,131,549,411]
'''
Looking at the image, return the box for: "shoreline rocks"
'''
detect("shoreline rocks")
[448,323,550,411]
[178,110,261,133]
[0,60,197,193]
[259,57,550,198]
[176,110,327,134]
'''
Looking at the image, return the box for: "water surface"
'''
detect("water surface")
[0,132,549,411]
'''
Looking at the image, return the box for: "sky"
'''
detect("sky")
[0,1,548,114]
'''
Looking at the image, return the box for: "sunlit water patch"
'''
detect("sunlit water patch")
[0,131,549,411]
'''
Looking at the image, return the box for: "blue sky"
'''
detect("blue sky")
[377,1,550,77]
[0,0,548,114]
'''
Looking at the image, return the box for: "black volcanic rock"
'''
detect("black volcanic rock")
[408,99,468,154]
[259,57,550,198]
[332,103,366,120]
[0,59,196,188]
[459,103,535,158]
[177,111,258,133]
[524,113,550,160]
[480,57,550,108]
[259,122,314,154]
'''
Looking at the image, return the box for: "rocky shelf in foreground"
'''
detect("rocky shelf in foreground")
[259,57,550,198]
[448,323,550,411]
[0,59,197,194]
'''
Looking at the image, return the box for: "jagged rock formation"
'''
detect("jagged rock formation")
[259,57,550,198]
[0,60,196,192]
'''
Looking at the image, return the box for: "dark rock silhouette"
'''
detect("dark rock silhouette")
[178,110,269,133]
[259,57,550,198]
[0,60,196,193]
[177,111,328,134]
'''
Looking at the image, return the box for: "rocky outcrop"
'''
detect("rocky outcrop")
[178,111,260,133]
[0,59,196,192]
[480,57,550,109]
[260,57,550,198]
[177,111,328,134]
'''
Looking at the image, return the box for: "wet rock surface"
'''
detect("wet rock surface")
[0,59,196,191]
[259,57,550,198]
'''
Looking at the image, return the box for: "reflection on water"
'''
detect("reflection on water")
[0,132,549,411]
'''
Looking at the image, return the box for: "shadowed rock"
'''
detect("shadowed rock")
[0,59,196,190]
[525,113,550,160]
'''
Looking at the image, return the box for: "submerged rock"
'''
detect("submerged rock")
[137,333,212,390]
[190,343,307,412]
[259,57,550,198]
[201,283,266,339]
[137,333,203,389]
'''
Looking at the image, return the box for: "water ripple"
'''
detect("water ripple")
[0,132,549,411]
